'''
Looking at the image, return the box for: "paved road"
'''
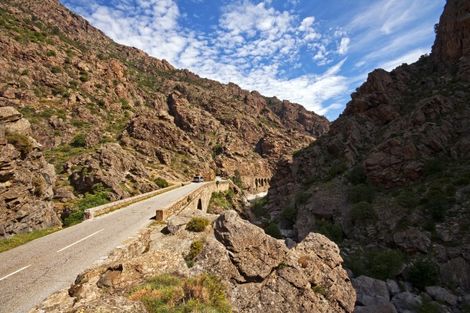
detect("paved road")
[0,183,205,313]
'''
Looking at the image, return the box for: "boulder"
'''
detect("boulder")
[355,303,397,313]
[196,210,356,312]
[425,286,457,306]
[352,275,390,306]
[391,292,422,312]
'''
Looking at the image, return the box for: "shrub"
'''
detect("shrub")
[129,273,231,313]
[154,177,169,188]
[351,201,377,224]
[418,300,441,313]
[212,144,223,157]
[252,197,268,218]
[348,165,367,185]
[264,222,282,239]
[295,191,310,206]
[46,50,56,57]
[326,160,348,180]
[231,170,243,189]
[50,66,61,74]
[281,205,297,227]
[6,132,33,157]
[348,184,375,203]
[423,159,445,176]
[79,71,89,82]
[208,191,233,214]
[408,258,439,290]
[63,184,111,227]
[70,133,86,147]
[184,240,204,267]
[316,219,343,243]
[186,217,210,232]
[346,249,404,280]
[120,98,131,110]
[424,186,453,222]
[396,189,420,209]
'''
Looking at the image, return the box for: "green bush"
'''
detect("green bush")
[186,217,210,232]
[184,240,204,267]
[70,133,86,147]
[6,132,33,157]
[281,205,297,227]
[264,222,282,239]
[424,186,454,222]
[408,258,439,290]
[295,191,310,206]
[327,160,348,180]
[348,165,367,185]
[316,219,343,243]
[348,184,375,203]
[351,201,377,224]
[346,249,405,280]
[252,197,268,218]
[50,66,61,74]
[397,189,420,209]
[79,71,89,82]
[63,184,111,227]
[212,144,224,157]
[418,300,441,313]
[208,191,234,214]
[154,177,169,188]
[423,159,445,176]
[129,273,231,313]
[231,170,243,189]
[46,50,56,57]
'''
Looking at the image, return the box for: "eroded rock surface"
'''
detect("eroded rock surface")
[33,210,355,313]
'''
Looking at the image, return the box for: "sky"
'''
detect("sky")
[61,0,445,120]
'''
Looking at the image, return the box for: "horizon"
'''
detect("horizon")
[62,0,445,120]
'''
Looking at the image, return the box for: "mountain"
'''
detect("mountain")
[0,0,328,236]
[267,0,470,311]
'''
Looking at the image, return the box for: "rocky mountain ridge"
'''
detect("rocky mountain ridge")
[267,0,470,312]
[0,0,328,236]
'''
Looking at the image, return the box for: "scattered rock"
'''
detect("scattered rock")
[352,275,390,306]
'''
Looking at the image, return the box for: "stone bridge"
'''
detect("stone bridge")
[244,176,270,192]
[155,181,235,221]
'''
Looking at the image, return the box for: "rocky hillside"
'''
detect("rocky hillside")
[32,208,355,313]
[267,0,470,312]
[0,0,328,236]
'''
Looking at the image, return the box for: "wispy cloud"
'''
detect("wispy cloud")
[62,0,444,119]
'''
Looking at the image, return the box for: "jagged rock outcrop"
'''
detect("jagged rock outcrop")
[0,107,61,236]
[267,0,470,312]
[33,210,355,313]
[196,210,355,313]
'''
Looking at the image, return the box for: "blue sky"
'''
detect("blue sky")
[62,0,445,120]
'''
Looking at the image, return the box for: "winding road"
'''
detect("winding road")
[0,182,204,313]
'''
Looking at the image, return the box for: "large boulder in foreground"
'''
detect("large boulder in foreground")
[195,210,356,313]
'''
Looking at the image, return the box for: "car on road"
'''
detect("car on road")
[192,175,204,183]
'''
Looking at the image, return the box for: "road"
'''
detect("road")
[0,183,205,313]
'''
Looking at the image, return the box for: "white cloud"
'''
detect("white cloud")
[379,48,429,71]
[338,37,350,55]
[64,0,349,116]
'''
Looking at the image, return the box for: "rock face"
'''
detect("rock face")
[196,211,356,313]
[266,0,470,311]
[33,209,355,313]
[0,107,61,236]
[0,0,328,235]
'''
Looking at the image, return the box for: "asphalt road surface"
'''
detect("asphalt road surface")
[0,182,205,313]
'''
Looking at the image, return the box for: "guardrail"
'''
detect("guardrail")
[155,181,233,221]
[84,182,189,220]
